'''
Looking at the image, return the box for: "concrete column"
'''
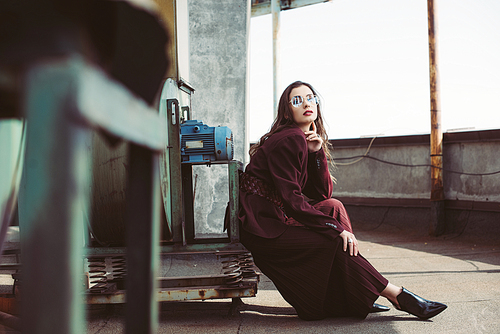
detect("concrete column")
[188,0,250,236]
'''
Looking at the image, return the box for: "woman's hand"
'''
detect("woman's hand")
[304,122,323,152]
[339,230,359,256]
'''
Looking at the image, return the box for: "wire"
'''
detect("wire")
[335,155,500,176]
[333,136,500,176]
[334,136,378,166]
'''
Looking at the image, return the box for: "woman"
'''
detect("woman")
[238,81,447,320]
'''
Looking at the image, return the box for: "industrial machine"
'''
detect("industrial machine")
[84,78,259,307]
[180,120,234,163]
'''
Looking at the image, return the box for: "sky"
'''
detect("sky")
[248,0,500,141]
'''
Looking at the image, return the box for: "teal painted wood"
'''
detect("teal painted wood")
[19,57,88,334]
[18,55,166,333]
[76,61,166,151]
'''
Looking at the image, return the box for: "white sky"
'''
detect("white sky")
[248,0,500,141]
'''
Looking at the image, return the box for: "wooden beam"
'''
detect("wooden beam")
[76,60,166,151]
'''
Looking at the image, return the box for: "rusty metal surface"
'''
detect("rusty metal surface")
[427,0,443,200]
[86,279,259,304]
[156,283,257,301]
[427,0,445,236]
[158,275,229,288]
[85,251,259,305]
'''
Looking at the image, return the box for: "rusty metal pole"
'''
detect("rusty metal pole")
[427,0,446,236]
[272,0,281,117]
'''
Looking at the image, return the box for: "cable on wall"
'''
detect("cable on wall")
[333,137,500,176]
[334,136,378,166]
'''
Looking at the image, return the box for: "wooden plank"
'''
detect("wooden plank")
[19,57,88,334]
[75,59,166,151]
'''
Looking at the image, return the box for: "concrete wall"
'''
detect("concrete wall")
[332,143,431,199]
[329,130,500,236]
[331,131,500,203]
[188,0,250,236]
[444,140,500,202]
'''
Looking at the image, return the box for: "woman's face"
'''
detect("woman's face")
[289,85,318,132]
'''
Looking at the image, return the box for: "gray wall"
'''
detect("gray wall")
[330,132,500,203]
[444,141,500,202]
[188,0,250,236]
[333,144,431,199]
[330,131,500,236]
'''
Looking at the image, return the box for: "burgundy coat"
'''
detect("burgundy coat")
[239,125,345,240]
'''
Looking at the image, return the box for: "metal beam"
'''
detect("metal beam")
[86,282,258,304]
[251,0,332,17]
[87,243,248,257]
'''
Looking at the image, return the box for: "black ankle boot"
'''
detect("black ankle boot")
[369,303,390,313]
[394,287,447,320]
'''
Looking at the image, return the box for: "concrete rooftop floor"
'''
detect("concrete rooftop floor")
[1,220,499,333]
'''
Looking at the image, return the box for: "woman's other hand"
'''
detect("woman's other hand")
[305,122,323,152]
[339,230,359,256]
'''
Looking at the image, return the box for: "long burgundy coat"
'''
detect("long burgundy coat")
[238,125,388,320]
[239,125,345,239]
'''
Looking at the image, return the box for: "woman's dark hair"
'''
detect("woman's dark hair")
[249,81,335,178]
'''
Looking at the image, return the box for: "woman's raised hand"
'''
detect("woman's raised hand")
[339,230,359,256]
[304,122,323,153]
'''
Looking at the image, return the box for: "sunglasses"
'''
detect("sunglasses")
[289,94,319,108]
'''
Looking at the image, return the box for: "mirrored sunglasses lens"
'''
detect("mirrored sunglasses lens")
[292,96,303,107]
[307,95,318,105]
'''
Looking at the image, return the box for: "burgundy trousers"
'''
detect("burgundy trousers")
[240,198,388,320]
